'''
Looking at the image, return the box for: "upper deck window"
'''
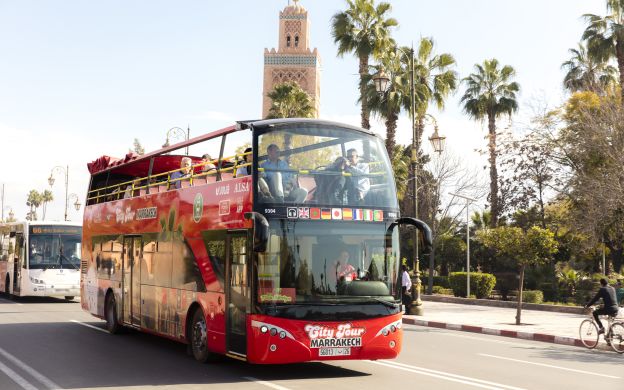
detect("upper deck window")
[256,124,398,209]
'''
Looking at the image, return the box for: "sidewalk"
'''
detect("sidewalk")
[402,300,622,352]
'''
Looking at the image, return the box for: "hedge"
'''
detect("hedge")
[433,276,450,288]
[448,272,496,299]
[432,286,453,295]
[522,290,544,304]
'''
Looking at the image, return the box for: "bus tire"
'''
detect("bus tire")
[189,308,217,363]
[105,292,120,334]
[64,296,75,301]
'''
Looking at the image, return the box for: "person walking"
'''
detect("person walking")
[584,278,619,335]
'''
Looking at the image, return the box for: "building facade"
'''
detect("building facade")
[262,1,321,118]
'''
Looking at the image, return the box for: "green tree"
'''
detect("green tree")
[477,226,558,324]
[132,138,145,155]
[561,42,617,93]
[26,190,43,221]
[582,0,624,102]
[331,0,397,129]
[266,81,315,119]
[40,190,54,220]
[460,59,520,227]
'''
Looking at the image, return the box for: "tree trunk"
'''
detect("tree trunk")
[385,111,398,161]
[359,55,370,129]
[516,264,525,325]
[616,38,624,105]
[487,113,499,227]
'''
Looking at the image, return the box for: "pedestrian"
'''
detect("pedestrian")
[401,264,412,313]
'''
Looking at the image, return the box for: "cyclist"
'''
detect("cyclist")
[584,278,619,335]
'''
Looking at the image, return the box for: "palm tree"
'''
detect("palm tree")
[41,190,54,220]
[331,0,397,129]
[582,0,624,101]
[562,42,617,93]
[26,190,43,221]
[460,59,520,227]
[266,82,315,119]
[412,38,457,147]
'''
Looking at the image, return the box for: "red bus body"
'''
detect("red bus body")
[81,119,427,364]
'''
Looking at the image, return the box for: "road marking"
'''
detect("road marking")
[243,376,292,390]
[478,353,621,379]
[0,360,39,390]
[70,320,108,333]
[368,360,526,390]
[0,347,62,389]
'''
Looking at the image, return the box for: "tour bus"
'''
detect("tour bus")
[0,221,82,300]
[81,118,431,364]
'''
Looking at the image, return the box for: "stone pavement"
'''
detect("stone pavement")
[402,300,624,352]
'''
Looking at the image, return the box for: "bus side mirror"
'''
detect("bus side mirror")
[244,212,269,252]
[387,217,433,254]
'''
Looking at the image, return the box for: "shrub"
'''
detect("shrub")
[448,272,496,299]
[539,282,558,302]
[522,290,544,304]
[433,276,449,288]
[494,272,517,300]
[432,286,453,295]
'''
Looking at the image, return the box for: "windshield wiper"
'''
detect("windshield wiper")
[371,297,400,309]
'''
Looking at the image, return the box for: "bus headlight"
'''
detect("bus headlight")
[30,277,45,285]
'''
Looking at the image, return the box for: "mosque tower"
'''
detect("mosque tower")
[262,0,321,118]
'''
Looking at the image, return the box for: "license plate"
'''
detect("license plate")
[319,347,351,357]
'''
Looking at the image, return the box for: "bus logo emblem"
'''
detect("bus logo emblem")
[193,193,203,222]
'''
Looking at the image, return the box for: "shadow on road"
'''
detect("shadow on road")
[0,321,371,388]
[0,295,76,304]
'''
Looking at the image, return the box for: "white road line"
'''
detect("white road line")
[0,347,62,389]
[0,360,39,390]
[69,320,108,333]
[368,360,526,390]
[478,353,621,379]
[243,376,292,390]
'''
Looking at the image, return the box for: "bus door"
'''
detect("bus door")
[13,233,24,294]
[225,231,250,358]
[122,236,142,326]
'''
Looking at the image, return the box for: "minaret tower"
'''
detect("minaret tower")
[262,0,321,118]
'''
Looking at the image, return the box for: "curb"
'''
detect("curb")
[401,317,615,352]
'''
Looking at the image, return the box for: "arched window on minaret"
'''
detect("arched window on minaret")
[286,35,291,47]
[294,35,299,48]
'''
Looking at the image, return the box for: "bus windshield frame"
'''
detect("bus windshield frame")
[254,123,399,213]
[28,226,82,270]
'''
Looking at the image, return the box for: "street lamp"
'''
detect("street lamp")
[163,126,190,155]
[450,192,477,298]
[68,193,82,213]
[374,48,446,314]
[49,165,70,221]
[2,206,14,222]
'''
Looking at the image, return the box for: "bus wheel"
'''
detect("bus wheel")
[190,309,216,363]
[64,296,75,301]
[105,292,120,334]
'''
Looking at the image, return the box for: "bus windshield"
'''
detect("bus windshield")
[257,124,398,209]
[29,233,82,270]
[256,220,400,305]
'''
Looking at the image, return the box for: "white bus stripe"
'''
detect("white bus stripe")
[478,353,620,379]
[369,360,526,390]
[0,347,62,389]
[243,376,292,390]
[0,359,39,390]
[70,320,108,333]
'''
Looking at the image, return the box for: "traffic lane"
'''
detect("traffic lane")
[0,316,371,390]
[393,324,623,390]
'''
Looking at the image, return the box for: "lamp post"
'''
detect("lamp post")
[48,165,69,221]
[2,206,14,222]
[374,47,446,315]
[450,192,477,297]
[163,126,190,155]
[68,193,82,215]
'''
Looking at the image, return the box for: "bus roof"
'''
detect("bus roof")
[87,119,377,175]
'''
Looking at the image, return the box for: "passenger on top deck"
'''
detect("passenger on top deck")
[236,147,252,177]
[201,154,217,173]
[170,157,192,189]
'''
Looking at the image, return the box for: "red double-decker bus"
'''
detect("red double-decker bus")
[81,119,431,364]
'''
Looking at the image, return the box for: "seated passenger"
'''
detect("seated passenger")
[260,144,307,202]
[201,154,217,173]
[236,147,252,177]
[170,157,192,189]
[315,156,348,204]
[345,148,370,203]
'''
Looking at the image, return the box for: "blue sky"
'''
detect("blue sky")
[0,0,605,221]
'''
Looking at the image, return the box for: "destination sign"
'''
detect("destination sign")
[30,226,82,235]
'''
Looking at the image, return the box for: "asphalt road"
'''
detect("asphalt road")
[0,296,622,390]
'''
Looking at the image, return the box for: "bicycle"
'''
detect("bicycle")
[579,306,624,354]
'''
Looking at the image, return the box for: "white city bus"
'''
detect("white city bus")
[0,221,81,300]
